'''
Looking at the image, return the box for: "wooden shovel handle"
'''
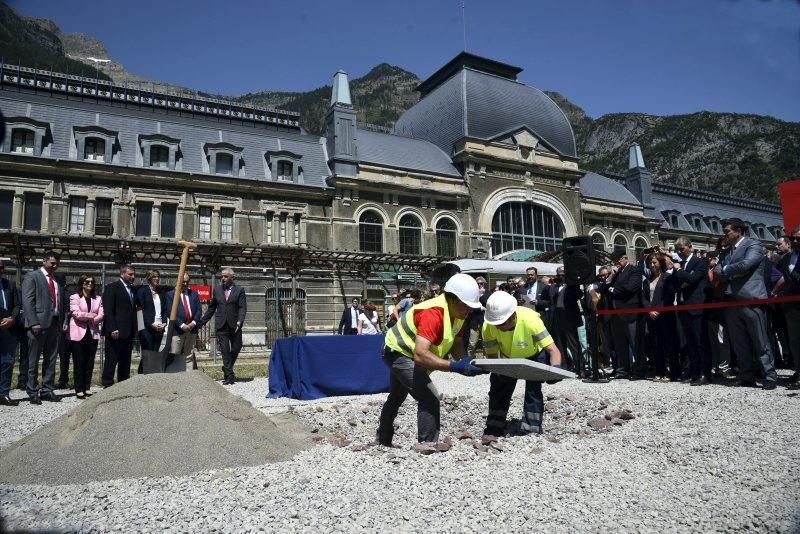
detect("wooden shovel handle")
[169,241,197,322]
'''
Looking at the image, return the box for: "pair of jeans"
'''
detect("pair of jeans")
[484,353,545,436]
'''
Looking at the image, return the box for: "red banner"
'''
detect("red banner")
[778,179,800,233]
[190,285,211,303]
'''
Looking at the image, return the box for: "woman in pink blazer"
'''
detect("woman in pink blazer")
[69,274,104,398]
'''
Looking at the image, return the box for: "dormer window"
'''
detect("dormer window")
[204,142,243,176]
[3,117,50,157]
[670,215,679,227]
[265,150,302,182]
[11,129,34,154]
[140,134,181,170]
[84,138,106,161]
[693,218,702,232]
[74,126,117,164]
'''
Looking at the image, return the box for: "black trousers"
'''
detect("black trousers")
[779,302,800,372]
[646,313,678,377]
[553,310,581,372]
[71,335,97,393]
[217,325,243,380]
[679,311,711,379]
[610,316,640,376]
[102,336,133,387]
[58,331,71,386]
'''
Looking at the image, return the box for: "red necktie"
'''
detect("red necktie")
[47,274,56,307]
[182,293,192,322]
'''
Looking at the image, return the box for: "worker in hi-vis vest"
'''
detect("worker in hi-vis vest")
[481,291,563,436]
[377,273,485,445]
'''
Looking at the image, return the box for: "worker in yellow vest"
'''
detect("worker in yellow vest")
[377,273,485,445]
[481,291,563,436]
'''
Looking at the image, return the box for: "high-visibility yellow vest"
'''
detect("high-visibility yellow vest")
[481,306,553,359]
[384,294,464,360]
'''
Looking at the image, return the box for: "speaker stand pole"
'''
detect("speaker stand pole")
[582,284,609,384]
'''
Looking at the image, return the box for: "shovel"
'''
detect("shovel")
[141,240,197,374]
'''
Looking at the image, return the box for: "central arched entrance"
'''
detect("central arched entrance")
[490,202,565,257]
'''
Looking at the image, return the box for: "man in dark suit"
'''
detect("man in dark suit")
[713,219,778,390]
[101,264,137,387]
[603,250,644,379]
[672,237,713,385]
[22,251,67,403]
[775,226,800,389]
[0,259,21,406]
[522,266,549,315]
[201,267,247,384]
[549,266,584,373]
[338,298,361,335]
[165,272,202,371]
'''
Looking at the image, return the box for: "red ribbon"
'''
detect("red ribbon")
[595,293,800,317]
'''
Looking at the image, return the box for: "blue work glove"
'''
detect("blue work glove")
[450,357,485,377]
[546,364,564,385]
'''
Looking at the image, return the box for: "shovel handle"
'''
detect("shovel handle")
[169,240,197,322]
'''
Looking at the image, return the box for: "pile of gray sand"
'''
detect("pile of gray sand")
[0,371,312,485]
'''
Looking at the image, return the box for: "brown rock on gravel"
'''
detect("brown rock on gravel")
[0,371,312,485]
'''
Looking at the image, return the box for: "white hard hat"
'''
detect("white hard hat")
[443,273,482,309]
[484,291,517,325]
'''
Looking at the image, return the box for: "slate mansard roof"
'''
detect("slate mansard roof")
[355,128,461,178]
[580,172,641,205]
[395,59,577,159]
[0,67,331,187]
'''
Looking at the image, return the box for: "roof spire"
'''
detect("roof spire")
[331,70,352,107]
[628,142,645,170]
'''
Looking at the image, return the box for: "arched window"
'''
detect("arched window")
[613,235,628,256]
[84,137,106,161]
[490,202,564,256]
[634,237,648,258]
[359,210,383,252]
[591,233,606,252]
[436,218,457,257]
[398,214,422,255]
[150,145,169,168]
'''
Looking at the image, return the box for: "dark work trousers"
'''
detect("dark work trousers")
[15,324,29,389]
[0,333,18,397]
[217,325,243,381]
[610,316,639,377]
[553,310,581,373]
[377,348,440,444]
[102,336,133,387]
[71,331,98,393]
[58,330,71,387]
[724,305,777,383]
[777,303,799,371]
[484,353,545,436]
[679,311,712,380]
[27,322,61,397]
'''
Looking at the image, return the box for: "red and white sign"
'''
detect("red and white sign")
[778,179,800,234]
[190,285,211,303]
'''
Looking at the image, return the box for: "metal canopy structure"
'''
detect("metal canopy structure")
[0,233,448,276]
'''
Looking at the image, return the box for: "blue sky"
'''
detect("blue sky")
[10,0,800,121]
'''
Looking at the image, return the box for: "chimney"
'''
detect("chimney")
[325,70,358,177]
[625,143,654,208]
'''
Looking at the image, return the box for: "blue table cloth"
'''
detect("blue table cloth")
[267,335,390,400]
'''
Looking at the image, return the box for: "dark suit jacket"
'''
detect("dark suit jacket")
[135,286,167,328]
[338,306,360,335]
[102,279,137,339]
[550,283,584,327]
[777,251,800,295]
[0,277,21,336]
[672,254,710,315]
[605,263,644,321]
[165,288,202,334]
[200,284,247,330]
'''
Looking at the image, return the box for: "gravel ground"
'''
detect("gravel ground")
[1,374,799,532]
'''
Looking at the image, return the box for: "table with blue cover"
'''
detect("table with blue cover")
[267,335,390,400]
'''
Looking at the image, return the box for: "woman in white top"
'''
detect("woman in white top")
[357,301,381,335]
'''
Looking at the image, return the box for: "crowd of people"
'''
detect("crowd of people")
[0,254,247,406]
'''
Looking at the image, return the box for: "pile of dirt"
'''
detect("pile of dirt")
[0,371,312,485]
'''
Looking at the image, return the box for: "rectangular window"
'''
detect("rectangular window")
[85,138,106,161]
[280,213,287,244]
[220,208,234,241]
[11,130,35,154]
[69,197,87,232]
[150,145,170,168]
[293,215,300,244]
[277,161,293,181]
[160,203,177,238]
[95,198,113,235]
[23,193,43,231]
[0,191,12,229]
[198,207,212,240]
[135,201,153,237]
[266,212,273,243]
[216,153,233,175]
